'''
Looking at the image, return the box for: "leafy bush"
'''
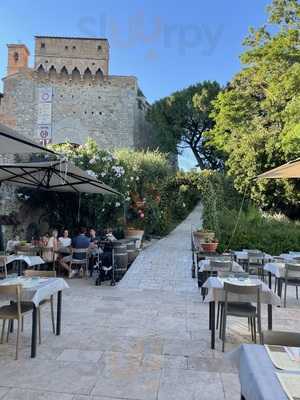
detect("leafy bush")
[19,140,200,236]
[199,171,300,254]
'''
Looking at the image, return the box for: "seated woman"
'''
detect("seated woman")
[42,230,58,264]
[58,229,71,250]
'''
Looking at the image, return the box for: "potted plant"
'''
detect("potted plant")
[193,229,215,242]
[201,238,219,253]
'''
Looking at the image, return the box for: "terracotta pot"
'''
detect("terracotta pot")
[193,231,215,242]
[125,228,144,249]
[201,242,218,253]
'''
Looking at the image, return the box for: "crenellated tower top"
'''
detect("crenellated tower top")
[34,36,109,78]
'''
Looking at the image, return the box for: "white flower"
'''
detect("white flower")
[130,176,134,181]
[86,170,97,179]
[100,172,106,177]
[125,196,131,201]
[24,195,30,200]
[89,157,97,165]
[17,193,23,198]
[183,202,186,208]
[136,177,139,181]
[115,202,121,207]
[102,208,105,212]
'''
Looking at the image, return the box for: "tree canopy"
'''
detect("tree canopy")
[147,81,223,169]
[208,0,300,217]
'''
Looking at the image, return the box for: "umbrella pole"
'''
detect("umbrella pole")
[77,193,81,223]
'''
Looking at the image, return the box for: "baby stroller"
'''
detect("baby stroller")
[95,241,115,286]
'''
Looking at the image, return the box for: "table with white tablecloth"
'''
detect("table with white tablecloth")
[229,344,291,400]
[0,277,69,357]
[198,259,243,273]
[234,251,273,262]
[202,276,281,349]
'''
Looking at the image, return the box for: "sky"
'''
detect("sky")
[0,0,271,169]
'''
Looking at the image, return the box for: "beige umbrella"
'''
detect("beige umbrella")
[0,159,120,196]
[257,159,300,179]
[0,123,56,155]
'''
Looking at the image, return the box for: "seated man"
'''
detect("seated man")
[61,227,90,278]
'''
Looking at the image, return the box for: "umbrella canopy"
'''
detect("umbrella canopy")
[0,123,56,155]
[0,160,120,196]
[257,159,300,179]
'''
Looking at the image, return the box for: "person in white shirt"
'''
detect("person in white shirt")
[58,229,72,248]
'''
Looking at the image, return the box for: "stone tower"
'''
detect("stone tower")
[34,36,109,77]
[0,36,153,149]
[7,44,30,76]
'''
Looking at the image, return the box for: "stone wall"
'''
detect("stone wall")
[0,70,154,150]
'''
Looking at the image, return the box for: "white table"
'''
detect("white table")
[230,344,290,400]
[5,254,45,276]
[234,251,273,262]
[264,262,286,279]
[198,259,243,273]
[6,255,45,267]
[0,277,69,357]
[203,276,281,349]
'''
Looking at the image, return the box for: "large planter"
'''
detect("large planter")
[125,228,144,249]
[193,231,215,250]
[193,230,215,242]
[201,242,218,253]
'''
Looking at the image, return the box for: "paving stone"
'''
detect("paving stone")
[1,204,299,399]
[1,389,73,400]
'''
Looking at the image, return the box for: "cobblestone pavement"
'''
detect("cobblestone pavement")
[119,203,202,292]
[0,204,300,399]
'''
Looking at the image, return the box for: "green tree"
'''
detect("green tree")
[208,0,300,216]
[147,81,223,169]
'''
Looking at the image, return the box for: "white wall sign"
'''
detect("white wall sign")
[38,87,52,103]
[37,87,53,144]
[37,102,52,124]
[37,125,52,146]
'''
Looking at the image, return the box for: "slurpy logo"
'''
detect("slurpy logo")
[78,10,223,60]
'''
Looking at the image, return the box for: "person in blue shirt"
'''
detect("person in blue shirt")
[60,227,91,278]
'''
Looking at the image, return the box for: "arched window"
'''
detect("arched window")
[71,67,81,81]
[95,68,103,80]
[13,52,19,63]
[37,64,46,77]
[83,67,92,80]
[60,66,69,78]
[49,65,57,78]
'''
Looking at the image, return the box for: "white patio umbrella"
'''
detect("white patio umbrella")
[0,123,56,155]
[257,159,300,179]
[0,159,120,196]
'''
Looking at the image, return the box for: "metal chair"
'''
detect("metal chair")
[283,263,300,308]
[16,246,39,256]
[70,248,89,278]
[209,260,233,273]
[0,284,33,359]
[222,282,262,352]
[41,246,56,270]
[0,256,7,278]
[247,251,265,279]
[23,269,56,344]
[262,330,300,347]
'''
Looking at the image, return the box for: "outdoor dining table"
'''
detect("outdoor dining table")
[202,276,281,349]
[233,251,273,262]
[0,276,69,358]
[198,259,243,273]
[264,261,300,297]
[6,254,45,276]
[229,343,298,400]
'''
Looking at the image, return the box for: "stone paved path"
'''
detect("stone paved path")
[1,204,300,399]
[119,203,202,292]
